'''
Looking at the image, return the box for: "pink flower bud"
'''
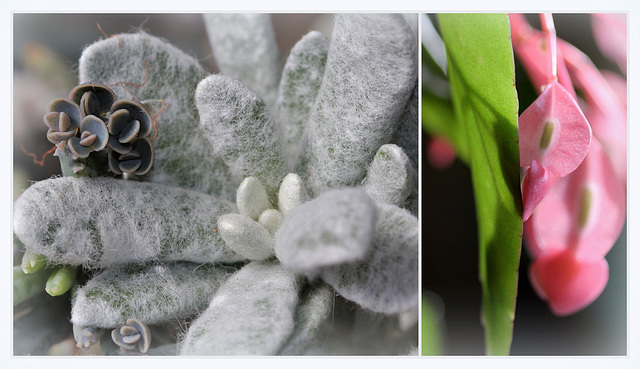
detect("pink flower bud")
[529,249,609,316]
[521,160,551,222]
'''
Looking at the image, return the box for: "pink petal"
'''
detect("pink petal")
[524,139,626,262]
[561,39,625,121]
[591,14,627,75]
[584,107,627,186]
[427,137,456,170]
[529,249,609,316]
[561,40,627,185]
[560,39,626,136]
[523,171,565,259]
[601,70,627,108]
[521,160,551,222]
[566,139,626,261]
[509,14,575,97]
[518,81,592,177]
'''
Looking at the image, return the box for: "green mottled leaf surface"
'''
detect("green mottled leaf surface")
[438,13,523,355]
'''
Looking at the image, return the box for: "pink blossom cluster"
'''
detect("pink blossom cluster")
[511,13,627,315]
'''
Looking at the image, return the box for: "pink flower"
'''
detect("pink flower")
[524,139,625,315]
[560,39,627,186]
[521,160,549,222]
[517,80,591,220]
[591,14,627,75]
[512,13,626,316]
[518,81,591,177]
[427,136,456,170]
[529,248,609,316]
[512,14,592,220]
[524,139,626,263]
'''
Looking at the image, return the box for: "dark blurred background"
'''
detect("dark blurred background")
[421,13,627,355]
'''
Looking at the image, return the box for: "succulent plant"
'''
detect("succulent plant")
[13,13,418,355]
[111,318,151,353]
[70,83,117,118]
[44,100,82,145]
[38,81,157,177]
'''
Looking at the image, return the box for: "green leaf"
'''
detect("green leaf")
[437,13,523,355]
[421,91,469,164]
[421,294,443,356]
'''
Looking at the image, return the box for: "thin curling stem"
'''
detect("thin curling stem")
[540,13,557,82]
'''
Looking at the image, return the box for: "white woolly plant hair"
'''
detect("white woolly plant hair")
[13,177,243,269]
[363,143,417,209]
[321,201,419,314]
[188,13,420,349]
[275,187,378,277]
[217,168,418,315]
[300,14,418,196]
[71,262,236,328]
[179,261,301,355]
[392,84,419,215]
[277,281,334,355]
[207,164,417,354]
[196,74,287,201]
[274,30,329,171]
[203,14,281,110]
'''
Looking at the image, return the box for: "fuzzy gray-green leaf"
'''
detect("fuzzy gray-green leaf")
[218,213,274,261]
[278,173,309,217]
[275,188,377,276]
[180,261,300,355]
[363,144,415,209]
[71,262,235,328]
[391,84,419,214]
[236,176,272,220]
[322,202,418,314]
[203,13,280,109]
[301,14,417,195]
[13,176,243,268]
[275,30,329,170]
[278,282,333,355]
[196,74,287,201]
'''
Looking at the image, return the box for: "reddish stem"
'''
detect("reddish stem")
[21,144,56,167]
